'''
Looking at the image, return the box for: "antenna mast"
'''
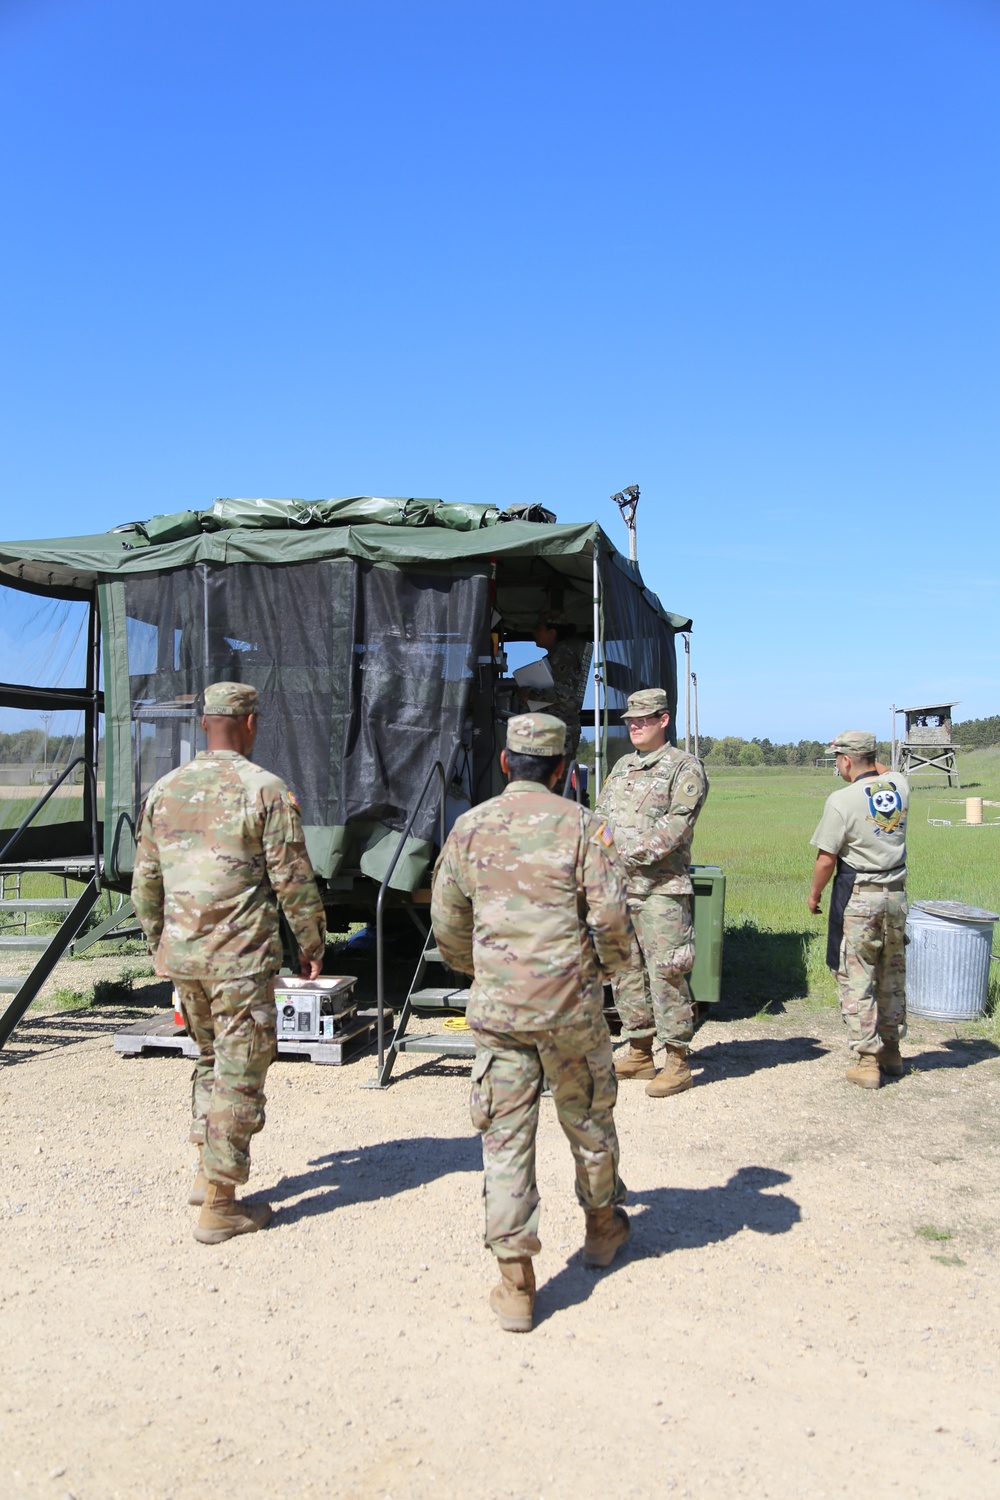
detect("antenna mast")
[610,484,640,562]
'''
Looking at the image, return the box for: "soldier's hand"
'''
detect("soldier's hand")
[807,894,822,915]
[300,956,323,980]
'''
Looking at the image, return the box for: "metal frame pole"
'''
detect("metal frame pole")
[692,672,700,760]
[683,634,691,753]
[592,545,602,796]
[890,703,897,771]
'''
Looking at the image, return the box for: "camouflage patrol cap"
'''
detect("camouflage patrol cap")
[622,688,670,719]
[506,712,567,756]
[830,730,876,755]
[203,681,260,718]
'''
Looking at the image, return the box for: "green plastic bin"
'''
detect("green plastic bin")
[690,864,726,1005]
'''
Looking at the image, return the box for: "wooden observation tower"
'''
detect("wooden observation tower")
[895,702,961,787]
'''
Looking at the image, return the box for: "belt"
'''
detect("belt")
[825,861,906,969]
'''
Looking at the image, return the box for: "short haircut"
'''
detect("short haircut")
[505,750,564,784]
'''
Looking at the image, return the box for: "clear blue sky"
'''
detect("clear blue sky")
[1,0,996,740]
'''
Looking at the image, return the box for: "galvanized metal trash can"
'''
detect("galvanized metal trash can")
[906,900,999,1021]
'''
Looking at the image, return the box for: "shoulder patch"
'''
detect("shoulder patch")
[592,821,616,849]
[681,778,701,799]
[286,790,301,812]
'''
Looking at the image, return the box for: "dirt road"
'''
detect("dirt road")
[1,968,998,1499]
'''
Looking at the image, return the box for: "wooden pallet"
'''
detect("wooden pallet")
[113,1010,391,1066]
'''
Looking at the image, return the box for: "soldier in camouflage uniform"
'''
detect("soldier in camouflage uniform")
[431,713,633,1333]
[808,730,909,1089]
[520,613,588,760]
[132,681,326,1242]
[595,688,708,1099]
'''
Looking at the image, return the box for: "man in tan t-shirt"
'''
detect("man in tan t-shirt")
[807,730,909,1089]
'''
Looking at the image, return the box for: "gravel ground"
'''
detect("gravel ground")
[1,954,998,1500]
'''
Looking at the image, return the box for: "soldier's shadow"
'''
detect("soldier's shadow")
[534,1165,800,1324]
[269,1135,481,1223]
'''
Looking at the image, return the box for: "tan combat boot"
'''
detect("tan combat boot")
[878,1042,904,1078]
[614,1035,656,1080]
[645,1044,692,1098]
[489,1257,535,1333]
[846,1053,881,1090]
[584,1206,631,1268]
[193,1182,273,1244]
[188,1149,209,1207]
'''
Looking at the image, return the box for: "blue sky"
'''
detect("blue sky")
[0,0,996,740]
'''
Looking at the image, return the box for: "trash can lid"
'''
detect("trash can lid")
[912,899,1000,924]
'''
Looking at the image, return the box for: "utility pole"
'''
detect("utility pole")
[691,673,700,760]
[683,634,692,753]
[610,484,640,563]
[40,712,54,776]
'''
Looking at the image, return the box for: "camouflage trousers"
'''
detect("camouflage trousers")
[611,892,696,1048]
[834,887,908,1055]
[174,974,277,1186]
[469,1018,626,1261]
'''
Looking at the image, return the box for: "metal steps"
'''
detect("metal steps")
[0,877,102,1048]
[373,928,474,1086]
[396,1031,475,1057]
[0,899,76,913]
[408,986,470,1010]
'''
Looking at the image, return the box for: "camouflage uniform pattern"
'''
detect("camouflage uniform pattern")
[132,750,326,978]
[175,973,277,1185]
[431,768,632,1256]
[835,887,908,1055]
[470,1017,625,1260]
[811,754,909,1057]
[595,739,707,1045]
[544,637,588,759]
[431,779,633,1030]
[613,891,696,1046]
[133,746,325,1186]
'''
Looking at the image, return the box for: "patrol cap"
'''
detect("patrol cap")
[622,688,669,720]
[203,681,260,718]
[505,712,566,756]
[830,729,876,755]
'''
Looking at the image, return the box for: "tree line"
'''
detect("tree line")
[0,731,85,765]
[953,715,1000,750]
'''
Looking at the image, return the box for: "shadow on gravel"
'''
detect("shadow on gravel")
[0,1001,168,1065]
[272,1135,481,1223]
[691,1035,829,1081]
[534,1166,800,1323]
[906,1037,1000,1071]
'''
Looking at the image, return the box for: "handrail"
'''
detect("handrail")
[561,759,588,804]
[0,755,101,876]
[374,758,449,1081]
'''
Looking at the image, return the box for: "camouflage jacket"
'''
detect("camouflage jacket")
[430,780,632,1031]
[132,751,326,979]
[594,742,708,897]
[545,639,588,752]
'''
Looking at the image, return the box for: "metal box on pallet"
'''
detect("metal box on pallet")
[274,975,357,1041]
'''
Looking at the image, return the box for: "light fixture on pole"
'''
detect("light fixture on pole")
[610,485,640,563]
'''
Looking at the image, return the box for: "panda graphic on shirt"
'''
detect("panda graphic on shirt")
[864,779,905,836]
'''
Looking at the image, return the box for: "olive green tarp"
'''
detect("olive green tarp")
[0,501,691,891]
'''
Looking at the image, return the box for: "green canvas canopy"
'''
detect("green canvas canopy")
[0,498,692,895]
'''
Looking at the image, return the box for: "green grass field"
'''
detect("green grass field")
[693,749,1000,1027]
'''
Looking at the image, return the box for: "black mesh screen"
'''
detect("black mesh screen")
[123,559,488,848]
[341,566,490,839]
[601,555,679,762]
